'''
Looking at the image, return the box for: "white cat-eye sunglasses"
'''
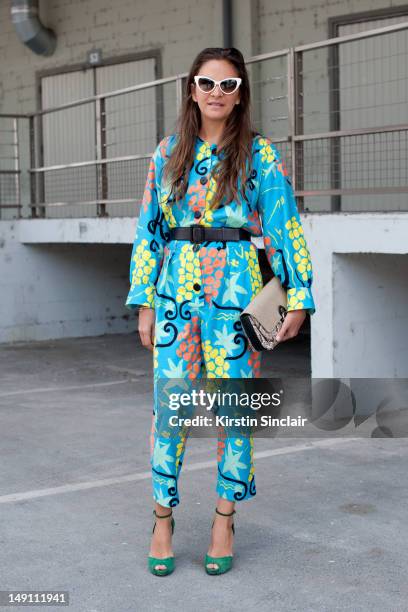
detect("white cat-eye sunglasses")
[194,75,242,95]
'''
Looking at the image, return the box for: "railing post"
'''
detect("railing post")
[95,96,107,217]
[289,47,304,212]
[30,113,45,218]
[329,40,341,212]
[12,118,21,219]
[29,115,36,218]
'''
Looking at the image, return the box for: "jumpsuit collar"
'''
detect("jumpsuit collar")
[195,135,219,156]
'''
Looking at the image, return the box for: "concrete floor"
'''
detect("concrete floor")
[0,332,406,612]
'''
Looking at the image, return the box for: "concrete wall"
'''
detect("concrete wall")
[0,220,135,343]
[308,212,408,378]
[333,253,408,377]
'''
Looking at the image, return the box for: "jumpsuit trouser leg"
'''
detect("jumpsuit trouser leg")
[150,239,263,508]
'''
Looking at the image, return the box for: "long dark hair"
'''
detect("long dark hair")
[163,47,259,210]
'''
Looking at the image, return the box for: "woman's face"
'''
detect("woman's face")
[191,59,241,124]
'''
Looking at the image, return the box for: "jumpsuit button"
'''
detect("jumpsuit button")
[200,176,208,185]
[193,282,201,291]
[194,210,202,219]
[192,243,200,252]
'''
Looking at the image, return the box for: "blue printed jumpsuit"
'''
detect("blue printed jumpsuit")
[125,133,316,507]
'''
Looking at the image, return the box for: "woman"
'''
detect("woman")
[125,47,316,576]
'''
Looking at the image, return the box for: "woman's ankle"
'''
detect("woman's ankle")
[154,502,172,517]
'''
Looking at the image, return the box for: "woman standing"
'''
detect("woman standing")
[125,47,316,576]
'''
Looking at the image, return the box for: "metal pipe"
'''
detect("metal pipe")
[11,0,56,57]
[222,0,232,48]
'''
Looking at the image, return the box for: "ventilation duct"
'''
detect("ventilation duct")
[11,0,57,57]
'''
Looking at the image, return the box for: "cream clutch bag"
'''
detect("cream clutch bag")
[240,276,288,351]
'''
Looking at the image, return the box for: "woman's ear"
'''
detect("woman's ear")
[190,83,196,102]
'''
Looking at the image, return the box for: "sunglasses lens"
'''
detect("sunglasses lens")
[221,79,238,93]
[197,77,215,92]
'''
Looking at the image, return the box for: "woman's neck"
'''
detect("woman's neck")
[198,120,225,146]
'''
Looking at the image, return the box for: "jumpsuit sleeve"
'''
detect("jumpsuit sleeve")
[256,137,316,316]
[125,140,170,311]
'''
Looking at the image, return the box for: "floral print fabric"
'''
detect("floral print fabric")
[150,237,262,505]
[125,133,316,315]
[125,133,316,507]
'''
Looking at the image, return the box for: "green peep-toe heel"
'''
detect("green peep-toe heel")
[204,507,236,575]
[148,509,175,576]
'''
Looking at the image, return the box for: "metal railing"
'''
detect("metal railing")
[1,20,407,219]
[0,114,24,218]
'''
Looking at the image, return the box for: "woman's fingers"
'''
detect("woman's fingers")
[275,310,306,342]
[138,308,155,351]
[275,318,291,342]
[140,330,154,350]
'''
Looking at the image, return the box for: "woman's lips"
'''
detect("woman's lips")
[208,103,224,107]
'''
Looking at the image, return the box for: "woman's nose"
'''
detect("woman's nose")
[211,84,223,96]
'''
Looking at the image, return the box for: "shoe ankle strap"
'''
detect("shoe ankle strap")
[215,508,236,517]
[153,509,173,519]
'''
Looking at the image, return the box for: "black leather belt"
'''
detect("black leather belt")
[168,226,252,244]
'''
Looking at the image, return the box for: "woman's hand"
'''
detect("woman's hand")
[275,309,306,343]
[138,307,155,351]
